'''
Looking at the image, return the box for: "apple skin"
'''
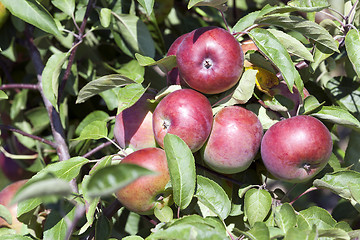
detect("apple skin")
[166,33,189,86]
[202,106,263,174]
[0,180,27,232]
[177,26,244,94]
[261,115,333,183]
[152,89,213,152]
[115,148,170,215]
[114,93,157,151]
[264,81,310,116]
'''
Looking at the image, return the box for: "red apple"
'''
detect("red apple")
[166,32,189,86]
[114,93,157,151]
[0,180,27,232]
[177,26,244,94]
[263,81,310,117]
[152,89,213,152]
[115,148,170,214]
[201,106,263,174]
[261,115,333,183]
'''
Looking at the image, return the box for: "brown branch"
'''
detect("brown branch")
[24,26,71,163]
[58,0,94,102]
[0,83,39,90]
[0,124,56,148]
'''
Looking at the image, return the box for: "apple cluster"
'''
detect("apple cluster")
[113,26,333,215]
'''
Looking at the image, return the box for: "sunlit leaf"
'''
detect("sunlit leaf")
[137,0,154,16]
[76,74,136,104]
[73,120,108,141]
[244,188,272,226]
[345,29,360,78]
[1,0,61,36]
[52,0,75,17]
[164,134,196,210]
[135,53,176,73]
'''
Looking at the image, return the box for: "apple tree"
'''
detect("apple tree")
[0,0,360,239]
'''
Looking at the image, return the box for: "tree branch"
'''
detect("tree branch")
[23,26,71,163]
[58,0,94,102]
[0,124,56,148]
[82,141,112,159]
[0,83,39,90]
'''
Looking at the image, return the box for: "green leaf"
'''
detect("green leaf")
[154,205,173,223]
[10,89,28,119]
[163,134,196,210]
[195,175,231,220]
[267,29,313,62]
[137,0,154,16]
[100,8,112,28]
[212,68,257,114]
[112,14,155,58]
[299,206,336,230]
[326,76,360,114]
[75,111,110,136]
[17,157,89,216]
[95,214,112,240]
[43,201,76,240]
[345,29,360,78]
[42,52,68,111]
[0,204,12,225]
[0,235,33,240]
[81,175,99,227]
[233,10,261,33]
[311,105,360,131]
[318,228,350,240]
[188,0,227,10]
[1,0,61,36]
[52,0,75,17]
[246,103,280,130]
[122,237,144,240]
[86,163,155,198]
[12,178,72,204]
[301,95,323,115]
[256,15,339,53]
[244,188,272,226]
[344,131,360,171]
[248,28,303,96]
[275,203,296,233]
[135,53,176,73]
[73,120,108,141]
[89,155,113,176]
[117,83,147,114]
[246,222,270,240]
[76,74,136,104]
[0,90,8,100]
[314,170,360,200]
[310,43,336,72]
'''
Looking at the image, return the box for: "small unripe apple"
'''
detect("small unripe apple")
[202,106,263,174]
[0,180,27,232]
[166,32,189,86]
[114,93,157,151]
[152,89,213,152]
[261,115,333,183]
[263,81,310,116]
[177,26,244,94]
[115,148,170,215]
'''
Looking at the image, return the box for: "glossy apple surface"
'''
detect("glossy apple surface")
[115,148,170,215]
[166,32,189,86]
[114,93,157,151]
[152,89,213,152]
[263,81,310,116]
[261,115,333,183]
[0,180,27,232]
[202,106,263,174]
[177,26,244,94]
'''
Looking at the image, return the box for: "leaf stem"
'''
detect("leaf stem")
[82,141,113,159]
[289,187,318,205]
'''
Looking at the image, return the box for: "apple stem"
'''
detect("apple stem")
[177,206,181,218]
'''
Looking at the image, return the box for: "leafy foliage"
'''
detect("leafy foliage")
[0,0,360,239]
